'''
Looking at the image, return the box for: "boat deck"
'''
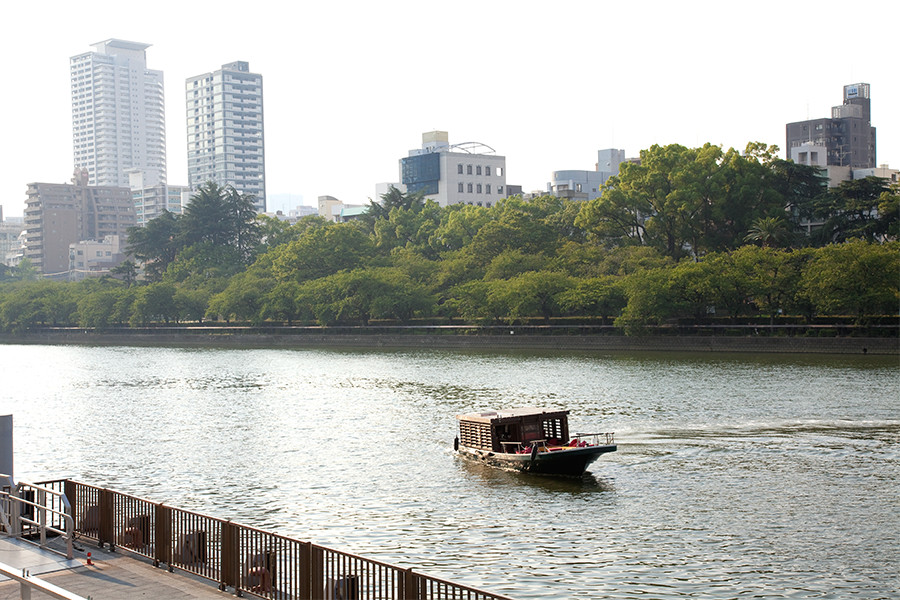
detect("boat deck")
[0,537,227,599]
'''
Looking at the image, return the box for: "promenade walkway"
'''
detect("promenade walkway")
[0,537,227,599]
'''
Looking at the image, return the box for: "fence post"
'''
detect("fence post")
[305,543,324,600]
[63,480,77,534]
[401,568,420,600]
[220,521,239,592]
[99,489,115,550]
[154,504,171,570]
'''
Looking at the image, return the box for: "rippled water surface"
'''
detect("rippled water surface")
[2,344,898,599]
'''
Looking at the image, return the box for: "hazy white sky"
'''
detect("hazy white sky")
[1,1,896,217]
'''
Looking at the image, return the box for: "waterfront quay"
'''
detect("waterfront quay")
[0,537,225,599]
[1,478,514,600]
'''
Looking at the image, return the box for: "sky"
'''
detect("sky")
[1,1,897,218]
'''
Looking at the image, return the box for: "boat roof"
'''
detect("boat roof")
[456,407,569,424]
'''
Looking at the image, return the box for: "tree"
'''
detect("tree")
[130,283,177,325]
[744,216,790,248]
[365,186,425,222]
[799,240,899,322]
[812,177,894,244]
[110,260,138,286]
[557,276,627,324]
[615,268,682,334]
[270,222,374,283]
[180,181,261,263]
[125,210,180,281]
[489,271,573,324]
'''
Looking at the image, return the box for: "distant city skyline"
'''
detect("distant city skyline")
[1,1,896,218]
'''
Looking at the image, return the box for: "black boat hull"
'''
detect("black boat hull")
[457,444,617,476]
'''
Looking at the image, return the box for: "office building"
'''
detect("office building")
[186,61,266,211]
[70,39,167,188]
[548,149,626,200]
[400,131,507,208]
[24,169,136,279]
[786,83,876,169]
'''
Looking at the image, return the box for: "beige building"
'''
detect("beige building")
[68,235,127,281]
[24,169,136,279]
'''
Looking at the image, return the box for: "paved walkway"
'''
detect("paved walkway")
[0,537,230,599]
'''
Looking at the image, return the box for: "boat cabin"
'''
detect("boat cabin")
[456,408,571,453]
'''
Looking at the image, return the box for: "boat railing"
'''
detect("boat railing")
[0,475,75,559]
[572,432,616,446]
[32,478,516,600]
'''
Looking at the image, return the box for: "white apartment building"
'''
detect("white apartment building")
[400,131,507,208]
[128,171,187,226]
[71,39,167,188]
[186,61,266,212]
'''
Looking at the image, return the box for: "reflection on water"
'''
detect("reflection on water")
[1,345,897,599]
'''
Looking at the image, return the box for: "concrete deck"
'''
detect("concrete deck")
[0,537,230,599]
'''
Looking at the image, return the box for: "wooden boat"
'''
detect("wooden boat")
[454,408,616,476]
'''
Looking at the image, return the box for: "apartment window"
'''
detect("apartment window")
[477,184,482,193]
[467,165,472,175]
[498,186,504,195]
[485,166,491,176]
[458,164,463,174]
[485,184,491,194]
[467,183,473,193]
[476,166,482,175]
[458,182,464,192]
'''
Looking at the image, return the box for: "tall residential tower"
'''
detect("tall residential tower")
[186,61,266,211]
[70,39,167,188]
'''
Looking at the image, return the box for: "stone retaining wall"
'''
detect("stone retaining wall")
[1,331,896,355]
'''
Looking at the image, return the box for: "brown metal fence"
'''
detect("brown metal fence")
[37,479,513,600]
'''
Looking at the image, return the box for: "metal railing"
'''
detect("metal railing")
[571,432,616,446]
[0,475,75,559]
[0,561,89,600]
[36,479,514,600]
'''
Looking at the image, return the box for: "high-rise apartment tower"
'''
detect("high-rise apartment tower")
[186,61,266,212]
[70,39,167,188]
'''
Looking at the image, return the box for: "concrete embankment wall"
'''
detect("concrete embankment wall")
[1,330,897,355]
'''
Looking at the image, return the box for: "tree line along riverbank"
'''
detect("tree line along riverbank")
[2,151,897,334]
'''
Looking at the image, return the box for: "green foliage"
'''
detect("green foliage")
[812,177,896,244]
[799,240,900,323]
[2,142,896,334]
[130,283,177,326]
[270,222,374,283]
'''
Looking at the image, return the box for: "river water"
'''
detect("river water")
[1,344,898,599]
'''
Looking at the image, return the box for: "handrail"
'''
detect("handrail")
[0,475,75,559]
[573,432,616,445]
[0,561,89,600]
[35,478,517,600]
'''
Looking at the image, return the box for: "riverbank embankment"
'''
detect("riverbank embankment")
[1,329,896,354]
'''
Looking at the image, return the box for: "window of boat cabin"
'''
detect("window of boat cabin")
[522,421,541,442]
[541,418,565,442]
